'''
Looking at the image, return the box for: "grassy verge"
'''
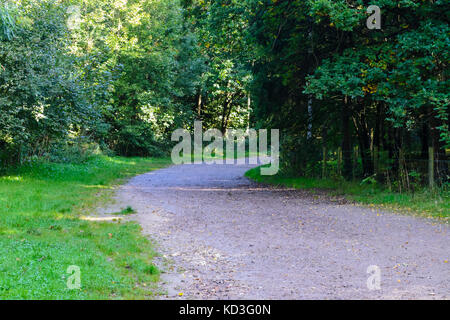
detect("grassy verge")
[246,166,449,220]
[0,156,171,299]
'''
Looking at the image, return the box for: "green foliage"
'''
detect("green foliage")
[117,206,136,216]
[45,140,103,164]
[0,1,98,166]
[246,0,449,185]
[1,0,448,183]
[0,0,205,164]
[68,0,202,156]
[0,3,15,40]
[182,0,252,132]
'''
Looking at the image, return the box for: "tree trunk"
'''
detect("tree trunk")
[421,121,429,160]
[221,93,233,135]
[430,107,449,184]
[353,109,374,177]
[341,97,353,180]
[197,91,202,117]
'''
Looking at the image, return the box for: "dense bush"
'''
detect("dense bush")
[0,1,97,165]
[0,0,199,166]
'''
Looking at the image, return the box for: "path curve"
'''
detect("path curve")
[108,160,449,299]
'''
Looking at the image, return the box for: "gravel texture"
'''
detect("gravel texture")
[102,160,449,300]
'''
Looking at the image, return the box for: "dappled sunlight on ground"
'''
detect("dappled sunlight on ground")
[81,216,123,222]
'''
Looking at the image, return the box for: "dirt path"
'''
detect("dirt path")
[105,160,449,300]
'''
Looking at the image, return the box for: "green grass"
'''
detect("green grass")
[115,206,137,216]
[0,156,171,299]
[246,165,449,220]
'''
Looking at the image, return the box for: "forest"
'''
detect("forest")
[0,0,449,301]
[1,0,449,188]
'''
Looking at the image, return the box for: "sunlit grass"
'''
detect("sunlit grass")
[0,156,171,299]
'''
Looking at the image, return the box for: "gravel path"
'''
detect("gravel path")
[105,160,449,300]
